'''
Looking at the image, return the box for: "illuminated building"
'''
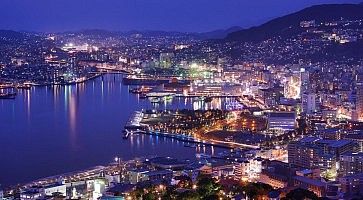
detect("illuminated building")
[44,183,66,197]
[339,152,363,177]
[302,93,320,115]
[300,68,310,97]
[240,113,267,131]
[259,87,283,108]
[321,109,337,120]
[127,169,173,184]
[234,158,263,181]
[61,43,98,53]
[87,179,107,200]
[356,71,363,121]
[339,173,363,194]
[20,189,43,200]
[103,184,136,199]
[293,176,326,197]
[343,132,363,152]
[259,160,300,189]
[288,137,357,172]
[288,141,335,172]
[174,44,189,50]
[267,112,296,131]
[284,74,301,99]
[300,20,316,28]
[20,182,66,200]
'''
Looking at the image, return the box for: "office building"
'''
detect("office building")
[293,176,327,197]
[288,137,357,172]
[302,93,320,114]
[356,70,363,121]
[339,152,363,177]
[339,173,363,195]
[128,169,173,184]
[300,68,310,96]
[234,158,263,181]
[268,112,296,131]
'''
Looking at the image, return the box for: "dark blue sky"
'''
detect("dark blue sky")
[0,0,361,32]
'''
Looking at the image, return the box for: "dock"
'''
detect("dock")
[143,93,241,98]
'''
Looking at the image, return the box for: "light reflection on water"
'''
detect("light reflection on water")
[0,74,229,187]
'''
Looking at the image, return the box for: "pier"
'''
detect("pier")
[123,112,234,149]
[142,92,241,99]
[124,128,233,149]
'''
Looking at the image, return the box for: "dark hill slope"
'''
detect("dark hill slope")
[226,4,363,42]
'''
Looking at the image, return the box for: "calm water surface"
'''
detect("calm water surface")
[0,74,228,186]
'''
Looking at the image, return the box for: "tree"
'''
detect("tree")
[162,186,178,200]
[142,192,156,200]
[177,190,200,200]
[238,182,273,200]
[283,188,318,200]
[196,175,222,199]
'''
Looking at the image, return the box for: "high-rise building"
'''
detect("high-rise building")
[339,152,363,177]
[300,68,310,96]
[260,87,283,107]
[267,112,296,131]
[356,71,363,121]
[284,74,301,99]
[288,137,357,172]
[302,93,319,114]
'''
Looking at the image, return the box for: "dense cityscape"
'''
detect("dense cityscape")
[1,1,363,200]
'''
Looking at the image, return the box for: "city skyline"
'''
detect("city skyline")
[0,0,361,33]
[2,1,363,199]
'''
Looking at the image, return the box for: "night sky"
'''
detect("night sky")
[0,0,361,32]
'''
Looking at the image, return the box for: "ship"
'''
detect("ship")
[163,95,173,101]
[184,143,197,148]
[129,87,152,94]
[16,84,31,90]
[122,130,128,139]
[0,92,17,99]
[150,97,162,104]
[123,76,170,86]
[139,93,148,99]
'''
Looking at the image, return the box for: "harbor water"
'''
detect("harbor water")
[0,74,232,187]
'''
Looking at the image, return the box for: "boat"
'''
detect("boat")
[129,87,152,94]
[164,95,173,101]
[184,143,197,148]
[122,130,128,139]
[129,88,142,94]
[0,92,17,99]
[16,84,31,90]
[139,93,147,99]
[150,97,162,104]
[123,76,170,86]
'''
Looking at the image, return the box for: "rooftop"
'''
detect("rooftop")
[294,176,326,187]
[269,112,295,118]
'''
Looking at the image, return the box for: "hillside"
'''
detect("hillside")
[226,3,363,42]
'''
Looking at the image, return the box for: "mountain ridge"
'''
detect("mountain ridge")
[225,3,363,42]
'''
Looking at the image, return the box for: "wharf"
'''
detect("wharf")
[143,93,240,98]
[174,94,241,98]
[123,127,233,149]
